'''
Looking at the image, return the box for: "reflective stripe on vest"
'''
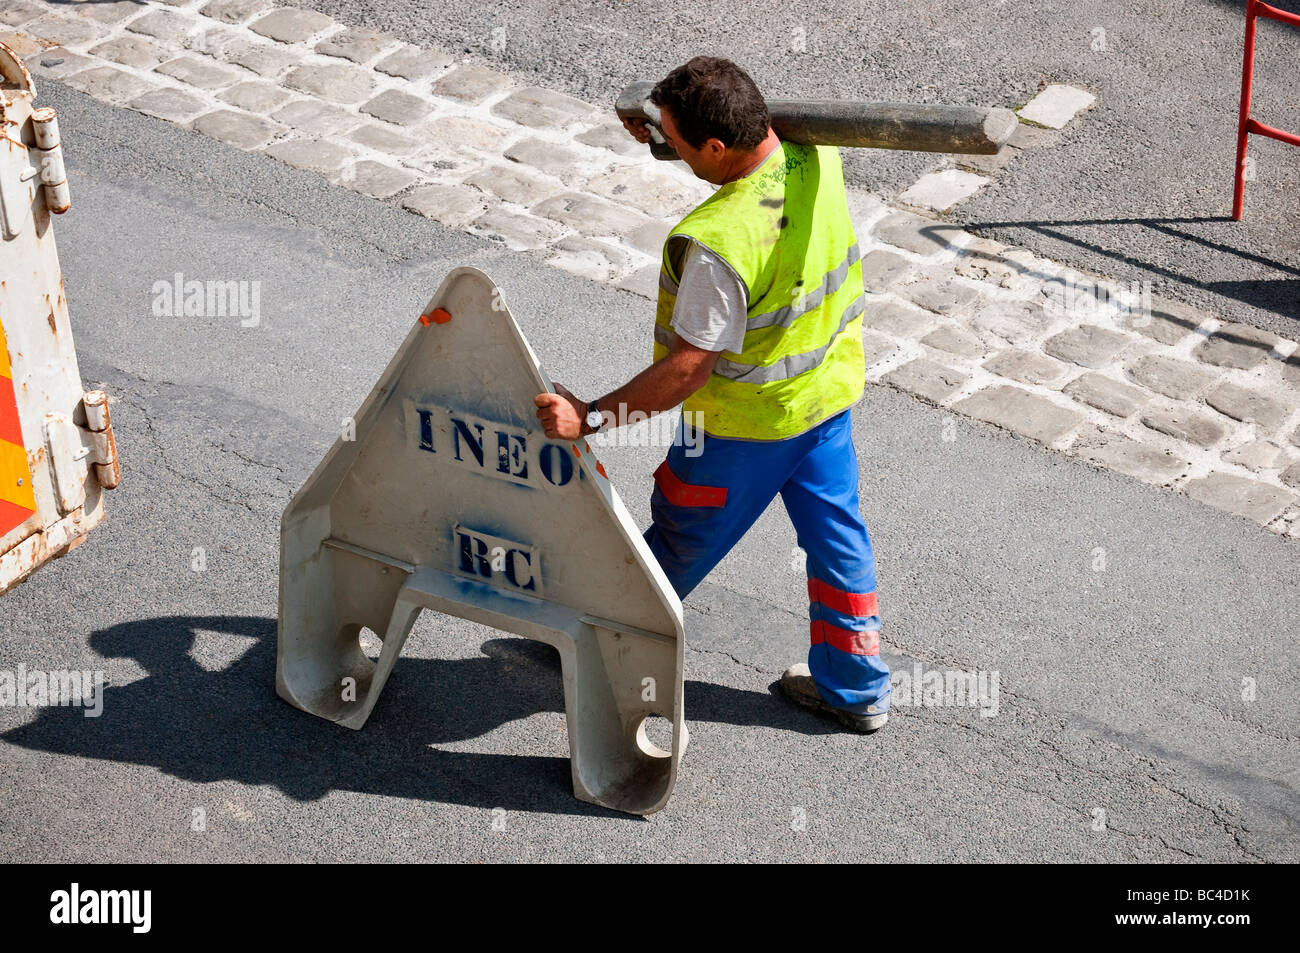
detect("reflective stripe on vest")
[655,292,866,385]
[745,242,861,332]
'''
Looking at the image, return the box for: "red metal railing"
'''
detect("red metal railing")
[1233,0,1300,219]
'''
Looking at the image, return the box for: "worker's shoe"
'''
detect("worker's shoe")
[779,663,888,733]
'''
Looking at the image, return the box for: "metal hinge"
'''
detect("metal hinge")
[83,390,120,490]
[0,106,70,239]
[44,391,121,514]
[31,107,70,214]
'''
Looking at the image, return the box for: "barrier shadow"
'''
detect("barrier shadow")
[0,614,830,820]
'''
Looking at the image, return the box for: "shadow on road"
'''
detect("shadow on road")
[0,614,830,818]
[967,215,1300,323]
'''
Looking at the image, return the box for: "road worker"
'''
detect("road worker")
[534,56,890,732]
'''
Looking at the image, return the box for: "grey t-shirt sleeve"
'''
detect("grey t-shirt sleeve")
[669,239,748,355]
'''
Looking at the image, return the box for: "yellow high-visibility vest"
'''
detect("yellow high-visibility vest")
[655,141,866,440]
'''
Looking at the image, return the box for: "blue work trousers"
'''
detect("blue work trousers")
[643,408,891,714]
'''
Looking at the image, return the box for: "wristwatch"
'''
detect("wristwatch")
[585,399,606,432]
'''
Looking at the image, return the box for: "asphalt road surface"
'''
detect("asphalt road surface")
[0,80,1295,862]
[304,0,1300,338]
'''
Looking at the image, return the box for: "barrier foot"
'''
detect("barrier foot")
[278,563,686,815]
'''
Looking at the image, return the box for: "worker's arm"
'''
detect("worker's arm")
[534,337,720,440]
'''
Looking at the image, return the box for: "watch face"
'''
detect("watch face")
[586,411,604,428]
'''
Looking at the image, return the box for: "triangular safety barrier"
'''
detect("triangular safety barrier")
[277,266,687,815]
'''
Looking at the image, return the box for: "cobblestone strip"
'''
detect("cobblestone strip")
[2,0,711,285]
[894,83,1093,213]
[855,205,1300,537]
[3,1,1298,537]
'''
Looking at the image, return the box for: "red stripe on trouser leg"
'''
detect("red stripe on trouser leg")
[653,460,728,508]
[810,620,880,656]
[807,577,879,617]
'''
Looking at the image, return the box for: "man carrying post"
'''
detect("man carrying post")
[534,56,891,732]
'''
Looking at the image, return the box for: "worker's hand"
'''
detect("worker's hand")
[534,382,585,440]
[621,116,653,144]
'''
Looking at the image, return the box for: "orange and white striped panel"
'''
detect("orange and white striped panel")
[0,320,36,537]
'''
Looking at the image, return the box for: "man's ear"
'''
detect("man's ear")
[705,138,727,158]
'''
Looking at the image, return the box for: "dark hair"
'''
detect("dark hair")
[649,57,770,151]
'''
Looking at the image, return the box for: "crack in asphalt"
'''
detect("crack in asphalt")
[1167,684,1299,745]
[677,602,1271,861]
[683,642,778,677]
[112,385,290,520]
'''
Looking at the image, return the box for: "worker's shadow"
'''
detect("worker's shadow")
[0,614,806,818]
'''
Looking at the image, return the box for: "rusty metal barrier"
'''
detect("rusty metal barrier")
[0,41,120,595]
[1233,0,1300,219]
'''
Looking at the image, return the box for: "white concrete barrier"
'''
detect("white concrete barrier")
[276,266,687,814]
